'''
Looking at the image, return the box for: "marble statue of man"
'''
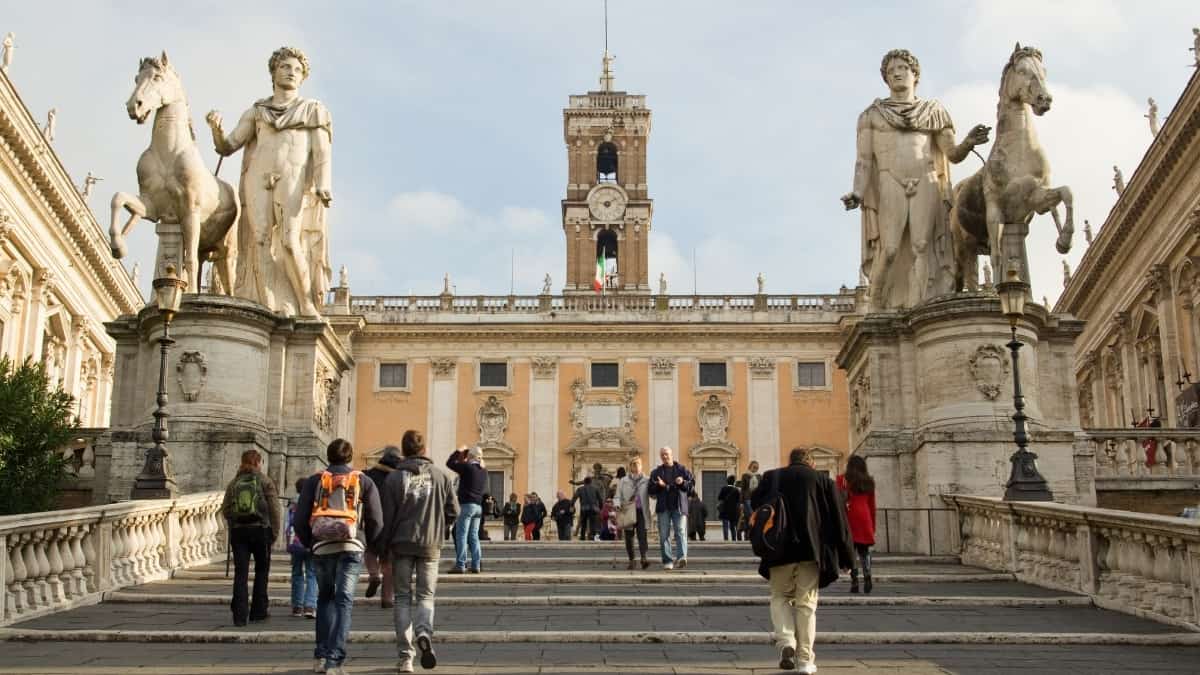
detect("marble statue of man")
[1145,98,1160,136]
[42,108,56,142]
[1,33,13,73]
[206,46,332,317]
[541,273,552,295]
[338,264,348,288]
[842,49,989,310]
[658,272,667,295]
[756,272,765,294]
[1112,165,1125,195]
[1192,28,1200,67]
[80,171,102,198]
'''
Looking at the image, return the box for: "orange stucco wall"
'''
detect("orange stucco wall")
[778,362,850,470]
[352,359,429,467]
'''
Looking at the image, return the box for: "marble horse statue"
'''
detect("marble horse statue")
[951,44,1073,290]
[109,52,237,293]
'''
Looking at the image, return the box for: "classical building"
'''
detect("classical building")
[329,57,858,510]
[1057,69,1200,514]
[0,70,142,427]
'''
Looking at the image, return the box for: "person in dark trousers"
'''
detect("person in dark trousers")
[550,490,574,541]
[523,492,547,540]
[286,477,318,619]
[363,445,402,608]
[295,438,384,675]
[717,475,741,541]
[837,455,878,594]
[648,446,694,569]
[446,446,487,573]
[501,493,522,541]
[375,429,459,673]
[613,455,650,569]
[479,493,497,541]
[687,490,708,541]
[221,449,281,626]
[751,447,853,674]
[572,476,603,540]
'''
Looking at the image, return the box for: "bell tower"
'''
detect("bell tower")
[562,51,652,294]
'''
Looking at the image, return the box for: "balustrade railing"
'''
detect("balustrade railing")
[1083,429,1200,479]
[948,495,1200,629]
[1,491,224,625]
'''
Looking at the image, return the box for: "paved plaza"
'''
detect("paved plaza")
[2,540,1196,674]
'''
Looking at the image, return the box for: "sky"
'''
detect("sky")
[2,1,1197,304]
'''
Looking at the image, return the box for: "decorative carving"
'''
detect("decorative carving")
[650,356,675,377]
[1078,377,1094,428]
[430,357,456,377]
[175,351,208,402]
[748,357,775,377]
[1146,263,1171,300]
[968,344,1010,400]
[530,356,558,378]
[850,374,872,433]
[697,394,730,444]
[313,364,340,433]
[1104,347,1123,391]
[621,378,638,433]
[569,378,587,435]
[476,395,509,446]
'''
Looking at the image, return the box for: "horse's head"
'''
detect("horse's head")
[1002,43,1051,116]
[1005,43,1051,114]
[127,51,184,124]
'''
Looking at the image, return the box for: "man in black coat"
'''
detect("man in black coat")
[750,447,852,674]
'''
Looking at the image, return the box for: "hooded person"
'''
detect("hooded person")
[363,445,403,607]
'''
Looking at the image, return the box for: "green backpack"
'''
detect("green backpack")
[231,474,265,526]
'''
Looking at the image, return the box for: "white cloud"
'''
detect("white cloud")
[648,231,690,294]
[960,0,1125,71]
[388,191,471,233]
[499,206,553,235]
[942,81,1149,304]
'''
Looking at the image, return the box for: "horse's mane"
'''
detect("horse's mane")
[138,56,196,141]
[998,46,1044,95]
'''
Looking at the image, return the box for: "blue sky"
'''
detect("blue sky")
[3,1,1197,303]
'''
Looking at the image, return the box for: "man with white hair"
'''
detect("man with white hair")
[648,446,694,570]
[446,445,487,574]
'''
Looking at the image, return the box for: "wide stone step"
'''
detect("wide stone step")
[3,641,1199,674]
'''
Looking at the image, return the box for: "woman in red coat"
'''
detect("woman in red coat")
[836,455,876,594]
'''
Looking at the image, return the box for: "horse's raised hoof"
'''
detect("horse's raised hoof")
[110,239,128,260]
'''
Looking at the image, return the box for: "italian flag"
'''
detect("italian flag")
[594,250,605,293]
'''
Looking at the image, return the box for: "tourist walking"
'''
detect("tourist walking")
[295,439,383,675]
[741,460,762,536]
[446,446,487,573]
[286,478,318,619]
[364,445,402,608]
[375,429,458,673]
[717,475,741,541]
[613,455,650,569]
[480,493,498,541]
[572,476,603,540]
[501,493,522,541]
[550,490,575,541]
[687,490,708,541]
[751,447,852,674]
[522,493,547,540]
[648,446,693,570]
[837,455,877,594]
[221,449,281,626]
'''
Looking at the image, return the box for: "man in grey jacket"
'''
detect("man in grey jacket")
[375,430,459,673]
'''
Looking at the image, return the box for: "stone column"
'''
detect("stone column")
[61,316,86,407]
[528,357,558,501]
[747,357,780,470]
[21,269,50,362]
[427,358,458,459]
[1149,265,1181,425]
[648,357,678,459]
[1114,312,1140,425]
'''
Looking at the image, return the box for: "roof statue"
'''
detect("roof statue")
[42,108,56,142]
[1112,165,1125,195]
[1,33,13,73]
[1145,98,1160,137]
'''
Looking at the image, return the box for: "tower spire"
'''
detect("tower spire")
[599,0,615,92]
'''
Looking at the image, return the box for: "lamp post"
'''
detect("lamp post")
[996,271,1053,502]
[130,264,187,499]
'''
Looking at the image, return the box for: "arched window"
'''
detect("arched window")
[596,142,618,184]
[596,230,619,289]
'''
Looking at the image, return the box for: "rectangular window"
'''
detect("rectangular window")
[698,362,728,388]
[797,362,826,388]
[591,362,619,388]
[487,471,505,503]
[379,363,407,388]
[479,362,508,388]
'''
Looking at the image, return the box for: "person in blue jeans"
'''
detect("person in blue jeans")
[295,438,383,675]
[286,478,318,618]
[446,445,487,573]
[647,446,694,570]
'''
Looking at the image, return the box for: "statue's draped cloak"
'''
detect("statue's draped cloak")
[857,97,957,304]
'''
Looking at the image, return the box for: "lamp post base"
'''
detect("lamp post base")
[1003,449,1053,501]
[131,445,177,499]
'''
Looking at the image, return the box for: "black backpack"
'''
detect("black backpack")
[749,471,796,563]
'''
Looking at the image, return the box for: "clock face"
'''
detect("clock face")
[588,186,627,221]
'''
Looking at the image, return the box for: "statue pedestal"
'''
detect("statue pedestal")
[95,295,355,501]
[836,292,1095,553]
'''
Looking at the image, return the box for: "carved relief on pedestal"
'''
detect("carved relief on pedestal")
[1078,376,1094,428]
[430,357,457,378]
[477,395,509,446]
[314,364,340,433]
[175,351,207,402]
[1104,347,1123,391]
[697,394,730,444]
[621,378,638,433]
[748,357,775,378]
[530,356,558,379]
[650,356,675,378]
[968,344,1010,401]
[850,374,871,433]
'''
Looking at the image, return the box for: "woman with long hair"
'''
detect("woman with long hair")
[837,454,877,593]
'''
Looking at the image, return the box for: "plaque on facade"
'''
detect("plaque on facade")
[697,394,730,443]
[477,395,509,444]
[176,350,207,402]
[586,404,621,429]
[968,344,1009,401]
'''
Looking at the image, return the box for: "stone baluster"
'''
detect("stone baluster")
[7,533,26,617]
[1151,437,1168,476]
[1135,533,1156,612]
[1168,539,1189,619]
[82,523,98,594]
[1150,535,1171,616]
[45,529,65,604]
[31,531,50,608]
[177,509,194,567]
[67,526,86,597]
[1187,439,1200,475]
[109,521,127,587]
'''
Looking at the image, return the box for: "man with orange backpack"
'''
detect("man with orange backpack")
[295,439,383,675]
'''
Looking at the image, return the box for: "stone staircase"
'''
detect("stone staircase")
[2,539,1197,674]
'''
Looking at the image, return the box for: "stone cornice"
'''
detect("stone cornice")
[1058,68,1200,315]
[353,321,845,344]
[0,70,142,316]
